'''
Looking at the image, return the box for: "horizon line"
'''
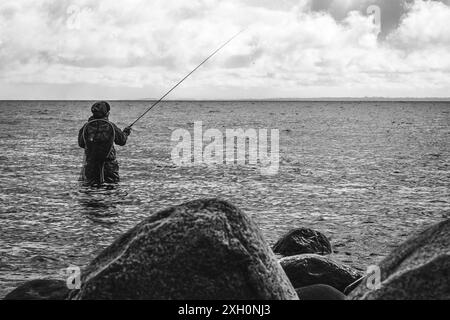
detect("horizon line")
[1,97,450,102]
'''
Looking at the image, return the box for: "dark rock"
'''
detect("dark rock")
[349,219,450,300]
[296,284,346,300]
[273,228,332,256]
[4,280,69,300]
[70,198,298,300]
[280,254,363,293]
[343,277,364,295]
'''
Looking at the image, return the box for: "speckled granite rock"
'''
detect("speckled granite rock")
[70,198,298,300]
[280,254,363,293]
[349,219,450,300]
[4,280,69,300]
[273,228,332,256]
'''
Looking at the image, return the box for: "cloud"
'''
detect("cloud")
[0,0,449,99]
[388,0,450,48]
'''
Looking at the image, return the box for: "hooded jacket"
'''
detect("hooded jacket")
[78,102,129,183]
[78,115,128,162]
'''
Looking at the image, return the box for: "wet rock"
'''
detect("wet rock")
[280,254,363,293]
[273,228,332,256]
[70,198,298,300]
[4,280,69,300]
[296,284,346,300]
[349,219,450,300]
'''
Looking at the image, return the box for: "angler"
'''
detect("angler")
[78,101,131,185]
[77,30,244,186]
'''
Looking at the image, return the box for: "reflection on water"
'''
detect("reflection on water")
[78,185,125,224]
[0,100,449,297]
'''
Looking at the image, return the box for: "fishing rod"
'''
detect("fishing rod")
[129,29,247,128]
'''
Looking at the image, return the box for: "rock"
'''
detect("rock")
[343,277,364,295]
[280,254,363,293]
[349,219,450,300]
[273,228,332,256]
[70,198,298,300]
[296,284,346,300]
[4,280,69,300]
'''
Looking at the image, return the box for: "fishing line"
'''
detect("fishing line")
[128,29,247,128]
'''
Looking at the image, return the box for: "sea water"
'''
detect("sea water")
[0,100,448,297]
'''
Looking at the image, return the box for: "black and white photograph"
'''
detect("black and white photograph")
[0,0,449,306]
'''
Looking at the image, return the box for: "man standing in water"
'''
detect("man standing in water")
[78,101,131,185]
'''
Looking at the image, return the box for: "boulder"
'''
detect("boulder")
[70,198,298,300]
[343,277,364,295]
[280,254,363,293]
[273,228,332,256]
[349,219,450,300]
[296,284,346,300]
[4,280,69,300]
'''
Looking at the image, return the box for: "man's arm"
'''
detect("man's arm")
[78,126,86,148]
[113,124,131,146]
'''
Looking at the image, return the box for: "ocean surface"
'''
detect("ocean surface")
[0,100,449,297]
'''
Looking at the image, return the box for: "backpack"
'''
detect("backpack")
[81,119,116,186]
[82,119,115,163]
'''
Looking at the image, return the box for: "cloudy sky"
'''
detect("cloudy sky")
[0,0,449,99]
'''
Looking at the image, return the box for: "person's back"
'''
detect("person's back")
[78,101,131,185]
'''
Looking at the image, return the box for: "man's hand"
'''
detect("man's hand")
[123,126,132,136]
